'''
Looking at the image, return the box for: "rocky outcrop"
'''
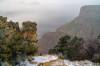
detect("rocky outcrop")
[22,21,37,43]
[0,16,38,62]
[0,16,37,43]
[0,16,37,42]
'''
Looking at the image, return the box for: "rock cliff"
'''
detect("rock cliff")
[39,5,100,53]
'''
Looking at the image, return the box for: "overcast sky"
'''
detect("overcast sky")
[0,0,100,37]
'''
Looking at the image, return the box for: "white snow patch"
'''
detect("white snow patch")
[19,55,100,66]
[64,60,99,66]
[31,55,58,63]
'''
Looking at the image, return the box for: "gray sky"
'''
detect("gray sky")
[0,0,100,37]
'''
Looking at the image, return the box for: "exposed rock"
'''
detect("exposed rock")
[38,32,65,54]
[57,5,100,39]
[0,16,37,42]
[38,5,100,53]
[0,16,38,63]
[22,21,37,43]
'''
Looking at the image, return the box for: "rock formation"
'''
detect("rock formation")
[0,16,38,63]
[38,5,100,53]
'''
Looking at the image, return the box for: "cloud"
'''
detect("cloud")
[20,0,40,5]
[0,0,100,37]
[0,0,4,2]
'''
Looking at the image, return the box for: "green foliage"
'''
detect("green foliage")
[0,31,37,64]
[97,34,100,39]
[0,16,7,23]
[0,16,38,65]
[90,34,100,63]
[49,35,84,60]
[49,34,100,62]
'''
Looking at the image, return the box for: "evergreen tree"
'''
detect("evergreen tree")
[49,35,84,60]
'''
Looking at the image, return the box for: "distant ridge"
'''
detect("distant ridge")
[38,5,100,53]
[57,5,100,39]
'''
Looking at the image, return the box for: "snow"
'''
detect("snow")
[31,55,58,63]
[20,55,58,66]
[19,55,100,66]
[51,59,100,66]
[64,60,99,66]
[20,60,38,66]
[26,61,38,66]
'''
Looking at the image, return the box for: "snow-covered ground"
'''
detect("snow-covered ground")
[19,55,100,66]
[20,55,58,66]
[51,59,100,66]
[31,55,58,63]
[63,60,99,66]
[20,61,38,66]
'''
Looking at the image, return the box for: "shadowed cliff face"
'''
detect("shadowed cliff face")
[39,5,100,53]
[38,32,65,54]
[58,5,100,39]
[79,5,100,18]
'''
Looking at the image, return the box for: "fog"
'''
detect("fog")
[0,0,100,37]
